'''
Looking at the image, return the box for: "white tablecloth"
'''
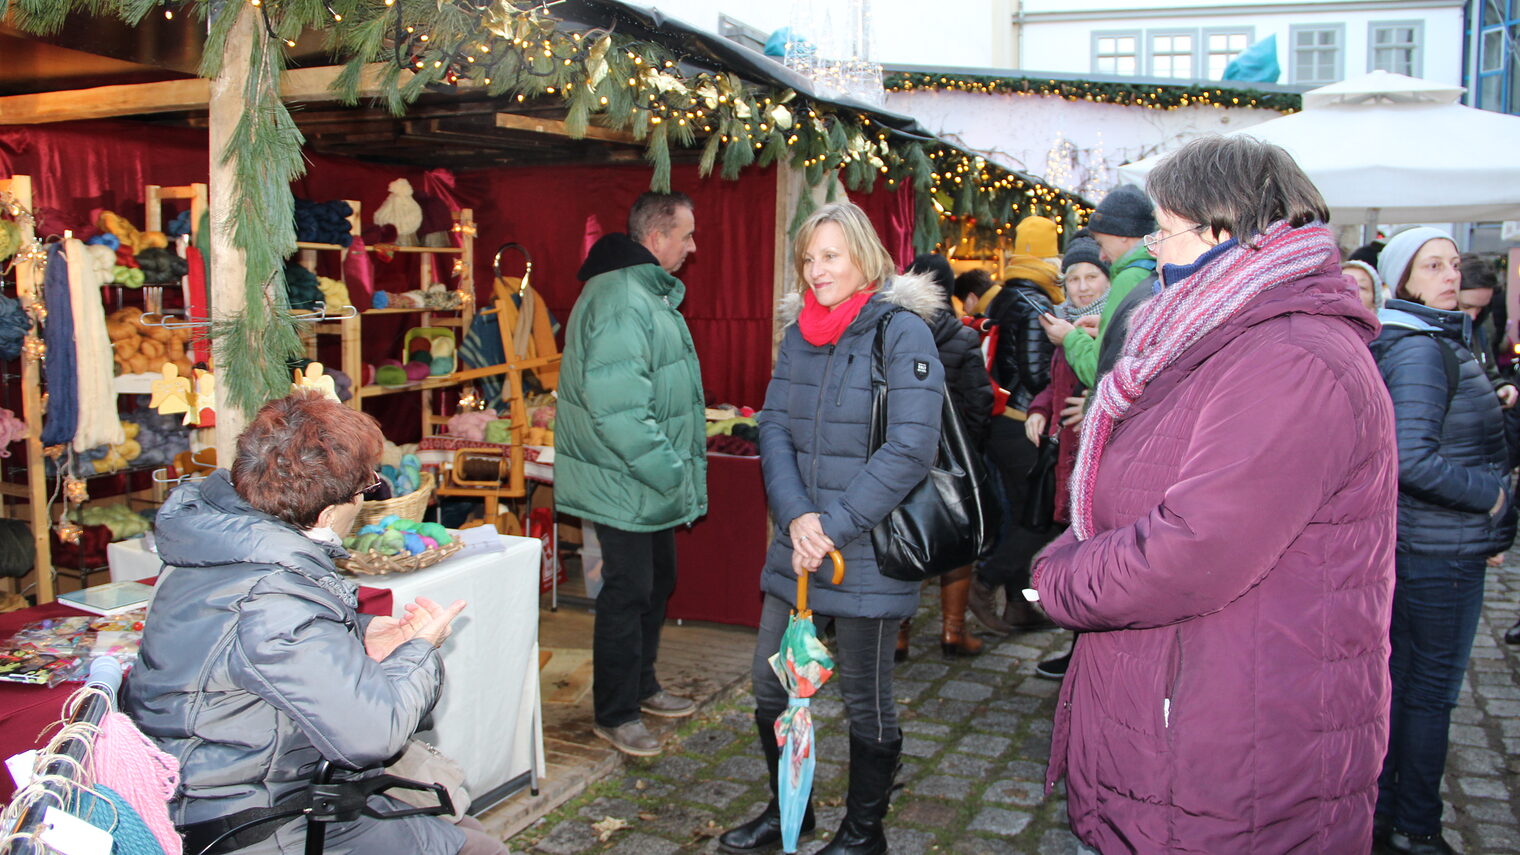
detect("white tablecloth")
[360,533,545,804]
[108,529,546,804]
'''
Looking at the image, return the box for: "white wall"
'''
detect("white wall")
[1017,1,1465,85]
[885,88,1281,198]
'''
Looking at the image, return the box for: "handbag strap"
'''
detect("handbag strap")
[868,308,907,451]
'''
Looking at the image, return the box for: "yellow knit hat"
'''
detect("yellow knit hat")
[1004,254,1064,303]
[1014,216,1059,259]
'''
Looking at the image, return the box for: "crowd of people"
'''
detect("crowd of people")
[114,135,1519,855]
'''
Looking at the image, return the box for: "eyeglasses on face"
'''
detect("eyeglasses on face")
[1142,224,1206,252]
[356,472,385,500]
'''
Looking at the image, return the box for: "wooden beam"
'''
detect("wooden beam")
[0,63,406,124]
[493,112,637,144]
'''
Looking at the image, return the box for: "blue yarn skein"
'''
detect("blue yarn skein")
[293,199,356,247]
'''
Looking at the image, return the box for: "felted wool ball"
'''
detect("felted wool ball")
[431,335,456,359]
[363,364,376,386]
[404,361,430,382]
[409,337,433,357]
[430,356,452,376]
[375,364,408,387]
[371,291,390,310]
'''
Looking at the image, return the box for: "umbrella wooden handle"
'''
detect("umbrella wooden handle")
[794,550,846,615]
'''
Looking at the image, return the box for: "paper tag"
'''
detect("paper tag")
[1021,587,1040,603]
[5,750,36,788]
[40,806,113,855]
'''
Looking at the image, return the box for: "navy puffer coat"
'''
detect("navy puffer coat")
[757,272,945,620]
[1371,300,1517,557]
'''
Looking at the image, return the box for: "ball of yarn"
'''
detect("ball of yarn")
[85,233,120,251]
[430,355,452,376]
[293,199,355,247]
[166,210,194,238]
[112,266,145,288]
[371,291,391,310]
[375,365,408,387]
[283,263,322,310]
[136,248,189,285]
[408,337,433,358]
[404,361,430,382]
[431,335,456,359]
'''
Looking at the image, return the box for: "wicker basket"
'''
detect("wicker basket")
[338,540,464,576]
[345,471,436,538]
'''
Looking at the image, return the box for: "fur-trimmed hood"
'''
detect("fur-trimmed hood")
[776,270,945,328]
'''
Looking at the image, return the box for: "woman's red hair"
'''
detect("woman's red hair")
[231,391,383,528]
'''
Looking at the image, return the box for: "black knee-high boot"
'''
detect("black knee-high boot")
[718,711,816,853]
[815,732,901,854]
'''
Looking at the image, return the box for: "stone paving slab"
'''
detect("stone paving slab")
[509,563,1520,853]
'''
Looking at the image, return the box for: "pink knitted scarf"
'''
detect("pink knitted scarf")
[1068,221,1337,541]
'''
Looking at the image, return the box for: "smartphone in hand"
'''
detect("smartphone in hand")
[1014,288,1055,317]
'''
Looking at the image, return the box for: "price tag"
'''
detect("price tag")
[5,750,36,788]
[40,805,113,855]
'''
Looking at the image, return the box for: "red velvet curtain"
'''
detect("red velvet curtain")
[850,181,916,271]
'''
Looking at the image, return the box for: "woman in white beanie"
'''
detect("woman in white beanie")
[1341,259,1385,312]
[1369,226,1516,855]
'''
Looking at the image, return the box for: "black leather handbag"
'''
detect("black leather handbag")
[867,310,999,582]
[1022,413,1063,530]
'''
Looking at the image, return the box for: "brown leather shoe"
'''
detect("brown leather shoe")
[895,619,911,662]
[593,719,662,756]
[939,567,984,656]
[967,576,1014,635]
[640,690,697,718]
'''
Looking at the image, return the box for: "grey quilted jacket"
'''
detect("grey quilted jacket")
[123,470,461,854]
[757,273,945,620]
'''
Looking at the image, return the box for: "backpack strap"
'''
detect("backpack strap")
[1437,338,1461,414]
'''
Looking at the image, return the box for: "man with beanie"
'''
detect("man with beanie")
[1041,184,1158,389]
[965,231,1060,634]
[557,191,708,757]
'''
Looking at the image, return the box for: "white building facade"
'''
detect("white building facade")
[1014,0,1466,86]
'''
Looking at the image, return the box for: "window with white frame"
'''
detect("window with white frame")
[1290,24,1344,84]
[1369,20,1423,76]
[1092,31,1141,75]
[1204,29,1253,79]
[1149,31,1197,78]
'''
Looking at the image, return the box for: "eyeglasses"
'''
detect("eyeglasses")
[1142,224,1205,252]
[356,472,385,500]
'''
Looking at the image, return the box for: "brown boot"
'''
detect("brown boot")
[967,575,1014,635]
[895,619,911,662]
[1002,591,1056,631]
[939,567,984,657]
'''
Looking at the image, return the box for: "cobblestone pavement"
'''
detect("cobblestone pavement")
[513,563,1520,854]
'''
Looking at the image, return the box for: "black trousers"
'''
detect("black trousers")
[591,523,677,727]
[978,416,1056,590]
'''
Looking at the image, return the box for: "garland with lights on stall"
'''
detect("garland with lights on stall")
[1,0,1090,412]
[885,71,1302,114]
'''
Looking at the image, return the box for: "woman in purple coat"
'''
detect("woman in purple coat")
[1029,137,1398,854]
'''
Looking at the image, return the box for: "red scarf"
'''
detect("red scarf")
[798,288,875,346]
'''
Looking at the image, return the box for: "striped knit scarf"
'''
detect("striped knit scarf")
[1056,293,1107,323]
[1068,221,1337,540]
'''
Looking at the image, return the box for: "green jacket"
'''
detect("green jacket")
[1063,242,1156,388]
[556,255,708,532]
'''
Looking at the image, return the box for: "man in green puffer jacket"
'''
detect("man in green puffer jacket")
[557,192,708,757]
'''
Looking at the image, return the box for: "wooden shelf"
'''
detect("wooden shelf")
[356,375,463,398]
[294,241,463,255]
[362,305,469,316]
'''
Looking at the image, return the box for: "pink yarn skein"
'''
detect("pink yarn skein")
[91,711,183,855]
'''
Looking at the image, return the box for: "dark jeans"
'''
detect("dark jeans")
[978,416,1055,590]
[592,524,677,727]
[1376,553,1487,836]
[751,594,900,743]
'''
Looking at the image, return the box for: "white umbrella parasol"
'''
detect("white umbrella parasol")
[1117,70,1520,226]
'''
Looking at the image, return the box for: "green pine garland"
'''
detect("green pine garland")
[884,71,1301,113]
[0,0,1095,410]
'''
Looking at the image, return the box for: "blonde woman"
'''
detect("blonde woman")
[718,203,944,855]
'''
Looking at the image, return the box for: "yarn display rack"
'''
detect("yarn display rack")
[347,471,436,536]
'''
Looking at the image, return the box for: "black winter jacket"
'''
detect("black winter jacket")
[1370,300,1517,557]
[930,308,992,448]
[982,282,1053,413]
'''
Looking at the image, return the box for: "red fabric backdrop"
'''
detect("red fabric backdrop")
[851,181,916,271]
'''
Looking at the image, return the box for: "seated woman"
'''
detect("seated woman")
[124,391,499,855]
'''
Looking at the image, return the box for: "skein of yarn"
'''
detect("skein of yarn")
[283,263,323,310]
[136,248,189,285]
[294,199,356,247]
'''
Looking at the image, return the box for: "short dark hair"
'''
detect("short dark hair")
[628,192,694,243]
[1460,254,1499,291]
[1146,136,1329,249]
[953,268,994,301]
[232,391,383,529]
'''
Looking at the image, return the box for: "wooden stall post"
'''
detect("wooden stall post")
[207,6,256,465]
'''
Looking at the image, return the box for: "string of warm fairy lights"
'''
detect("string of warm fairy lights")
[885,72,1301,114]
[0,0,1093,407]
